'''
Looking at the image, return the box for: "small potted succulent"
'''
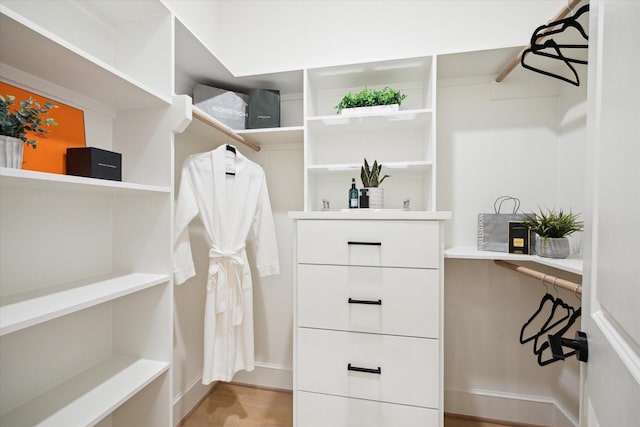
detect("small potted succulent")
[0,94,58,168]
[359,158,390,209]
[522,207,584,258]
[335,86,407,115]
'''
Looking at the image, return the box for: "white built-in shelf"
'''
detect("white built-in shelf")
[184,111,303,147]
[307,109,432,131]
[445,247,583,275]
[306,56,434,90]
[307,161,432,174]
[0,6,170,109]
[0,355,169,426]
[0,273,170,336]
[0,168,171,194]
[289,210,452,221]
[237,126,304,145]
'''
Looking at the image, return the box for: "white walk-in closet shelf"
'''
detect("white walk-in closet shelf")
[0,1,179,426]
[304,56,437,212]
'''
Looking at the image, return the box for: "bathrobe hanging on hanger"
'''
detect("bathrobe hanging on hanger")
[173,144,279,384]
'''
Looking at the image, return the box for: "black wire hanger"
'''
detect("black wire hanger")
[531,4,589,50]
[537,306,582,366]
[520,3,589,86]
[520,274,556,345]
[521,42,580,86]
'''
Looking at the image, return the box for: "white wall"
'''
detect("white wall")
[165,0,566,76]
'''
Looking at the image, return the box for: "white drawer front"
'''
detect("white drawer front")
[297,328,439,408]
[297,391,439,427]
[297,220,440,268]
[298,264,440,338]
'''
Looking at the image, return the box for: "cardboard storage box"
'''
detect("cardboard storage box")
[66,147,122,181]
[194,84,249,130]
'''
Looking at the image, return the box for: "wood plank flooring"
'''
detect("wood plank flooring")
[179,383,517,427]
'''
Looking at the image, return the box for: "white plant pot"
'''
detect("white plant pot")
[340,104,399,116]
[0,135,24,169]
[365,187,384,209]
[536,236,570,259]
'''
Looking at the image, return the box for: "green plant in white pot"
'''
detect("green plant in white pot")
[360,158,390,209]
[0,94,58,168]
[523,208,583,259]
[335,86,407,115]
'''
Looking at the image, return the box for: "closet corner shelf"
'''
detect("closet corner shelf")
[0,355,169,426]
[0,273,170,336]
[444,246,583,275]
[0,168,171,194]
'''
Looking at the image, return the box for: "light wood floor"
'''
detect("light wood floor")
[179,383,516,427]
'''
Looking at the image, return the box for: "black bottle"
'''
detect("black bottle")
[349,178,358,208]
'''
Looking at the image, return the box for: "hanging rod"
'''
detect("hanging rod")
[495,0,583,83]
[494,260,582,296]
[192,106,261,152]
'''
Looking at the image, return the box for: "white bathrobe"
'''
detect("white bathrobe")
[173,145,279,384]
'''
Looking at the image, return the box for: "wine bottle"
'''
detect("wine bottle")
[349,178,359,208]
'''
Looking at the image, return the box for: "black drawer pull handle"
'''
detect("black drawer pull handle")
[347,241,382,246]
[348,298,382,305]
[347,363,382,375]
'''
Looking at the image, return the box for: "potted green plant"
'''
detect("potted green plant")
[522,207,584,259]
[335,86,407,115]
[0,94,58,168]
[360,158,390,209]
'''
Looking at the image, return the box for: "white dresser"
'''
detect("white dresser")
[289,211,450,427]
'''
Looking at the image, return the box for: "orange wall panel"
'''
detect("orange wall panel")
[1,82,86,174]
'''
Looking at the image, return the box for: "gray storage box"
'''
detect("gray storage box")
[193,84,248,130]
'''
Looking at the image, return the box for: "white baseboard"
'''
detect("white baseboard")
[444,388,578,427]
[231,361,293,391]
[172,376,215,427]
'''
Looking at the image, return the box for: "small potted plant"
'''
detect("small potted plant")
[0,94,58,168]
[335,86,407,115]
[522,207,584,259]
[360,158,390,209]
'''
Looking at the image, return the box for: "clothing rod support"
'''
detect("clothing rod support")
[494,260,582,296]
[192,106,261,152]
[495,0,583,83]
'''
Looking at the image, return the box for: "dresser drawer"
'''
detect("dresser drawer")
[297,220,440,268]
[297,391,439,427]
[298,264,440,338]
[297,328,439,408]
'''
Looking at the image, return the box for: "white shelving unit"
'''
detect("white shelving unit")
[0,1,180,425]
[445,247,583,276]
[304,56,437,211]
[174,17,304,149]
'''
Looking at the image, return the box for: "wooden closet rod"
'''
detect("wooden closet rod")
[494,260,582,296]
[192,106,261,152]
[495,0,583,83]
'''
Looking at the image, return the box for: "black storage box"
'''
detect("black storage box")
[248,89,280,129]
[66,147,122,181]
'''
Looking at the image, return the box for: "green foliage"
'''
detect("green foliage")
[360,158,390,188]
[335,86,407,113]
[522,207,584,238]
[0,94,58,148]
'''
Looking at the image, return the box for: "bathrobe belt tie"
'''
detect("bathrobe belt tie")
[208,244,246,326]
